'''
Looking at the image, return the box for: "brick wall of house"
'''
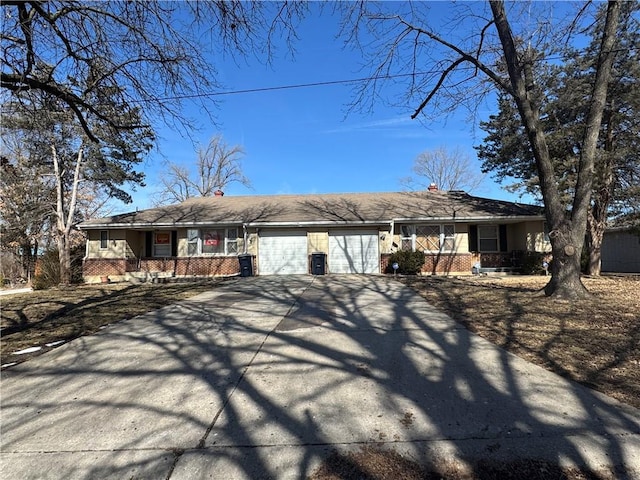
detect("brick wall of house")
[173,256,244,276]
[421,253,474,274]
[83,256,247,280]
[83,258,134,276]
[381,253,475,275]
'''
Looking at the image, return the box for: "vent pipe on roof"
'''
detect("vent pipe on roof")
[427,183,438,191]
[214,189,224,197]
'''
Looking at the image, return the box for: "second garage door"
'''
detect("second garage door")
[258,230,308,275]
[329,230,379,274]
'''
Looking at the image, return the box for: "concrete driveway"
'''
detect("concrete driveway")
[1,276,639,479]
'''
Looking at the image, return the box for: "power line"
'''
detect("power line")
[152,71,435,102]
[142,45,637,103]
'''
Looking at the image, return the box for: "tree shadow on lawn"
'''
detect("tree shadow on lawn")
[402,276,640,410]
[0,282,222,364]
[0,276,638,479]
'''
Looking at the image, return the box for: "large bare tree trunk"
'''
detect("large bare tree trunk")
[490,0,621,299]
[52,144,83,285]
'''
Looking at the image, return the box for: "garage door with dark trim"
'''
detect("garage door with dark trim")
[258,230,308,275]
[329,230,379,274]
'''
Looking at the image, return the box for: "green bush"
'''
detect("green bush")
[386,251,426,275]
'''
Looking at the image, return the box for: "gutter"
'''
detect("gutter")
[78,215,545,230]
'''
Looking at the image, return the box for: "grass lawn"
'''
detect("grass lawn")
[401,275,640,410]
[2,275,638,480]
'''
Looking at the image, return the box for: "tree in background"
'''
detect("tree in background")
[401,146,485,193]
[476,2,640,275]
[1,79,153,284]
[340,1,622,298]
[0,150,52,282]
[154,134,251,205]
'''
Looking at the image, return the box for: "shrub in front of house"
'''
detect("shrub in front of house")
[386,251,426,275]
[33,246,85,289]
[520,252,552,275]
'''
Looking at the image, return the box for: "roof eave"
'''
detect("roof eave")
[78,214,545,230]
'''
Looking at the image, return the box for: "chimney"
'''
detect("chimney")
[427,183,438,192]
[214,189,224,197]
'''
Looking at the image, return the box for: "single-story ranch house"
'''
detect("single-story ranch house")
[78,189,550,282]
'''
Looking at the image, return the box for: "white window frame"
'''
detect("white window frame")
[478,225,499,252]
[400,224,456,252]
[187,228,199,256]
[186,228,239,256]
[99,230,108,249]
[153,232,172,257]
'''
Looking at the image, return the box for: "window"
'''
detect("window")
[400,225,413,251]
[100,230,108,249]
[188,228,239,256]
[226,228,238,254]
[416,226,440,251]
[399,224,455,252]
[187,229,199,256]
[443,224,455,251]
[478,225,499,252]
[154,232,171,257]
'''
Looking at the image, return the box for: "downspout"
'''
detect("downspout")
[243,223,248,254]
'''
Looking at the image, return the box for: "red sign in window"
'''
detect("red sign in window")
[204,233,220,246]
[155,233,170,244]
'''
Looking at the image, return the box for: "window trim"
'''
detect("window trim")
[99,230,108,249]
[187,228,239,256]
[153,231,172,257]
[400,224,456,253]
[477,225,499,253]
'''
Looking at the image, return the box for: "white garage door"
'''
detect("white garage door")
[258,230,308,275]
[329,230,379,274]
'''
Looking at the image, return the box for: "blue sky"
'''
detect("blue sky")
[125,3,523,213]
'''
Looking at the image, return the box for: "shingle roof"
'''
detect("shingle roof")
[78,191,545,229]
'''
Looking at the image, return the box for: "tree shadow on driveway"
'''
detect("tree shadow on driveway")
[1,276,638,479]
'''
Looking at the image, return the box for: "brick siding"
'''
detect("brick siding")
[83,256,246,279]
[381,253,475,275]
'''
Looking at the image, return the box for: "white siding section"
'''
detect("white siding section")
[329,230,379,274]
[258,230,308,275]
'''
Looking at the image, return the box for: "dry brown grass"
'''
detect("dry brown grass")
[309,445,620,480]
[0,280,225,365]
[401,275,640,410]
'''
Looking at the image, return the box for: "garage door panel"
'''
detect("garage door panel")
[258,231,308,275]
[329,230,379,274]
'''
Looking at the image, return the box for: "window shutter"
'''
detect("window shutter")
[468,225,478,252]
[145,231,153,257]
[171,231,178,257]
[499,224,508,252]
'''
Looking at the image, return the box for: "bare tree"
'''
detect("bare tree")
[341,1,622,299]
[1,1,306,141]
[155,135,251,205]
[401,146,485,192]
